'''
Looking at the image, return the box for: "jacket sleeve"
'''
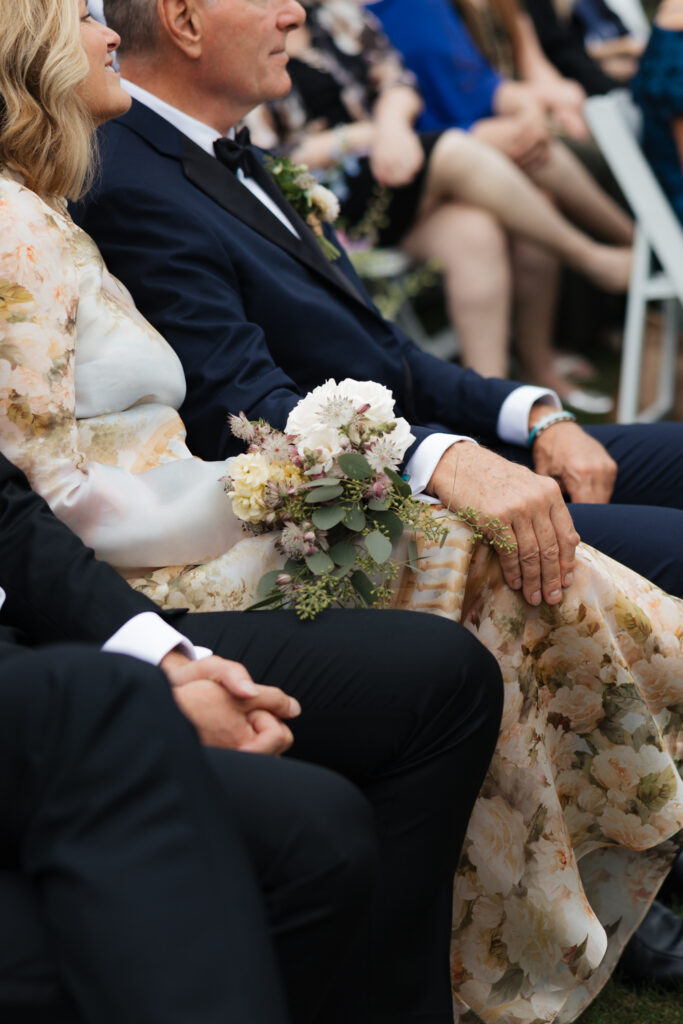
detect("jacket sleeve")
[0,452,162,646]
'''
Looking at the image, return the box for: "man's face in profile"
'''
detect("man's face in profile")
[200,0,306,114]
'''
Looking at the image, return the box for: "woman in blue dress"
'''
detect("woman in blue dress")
[631,0,683,223]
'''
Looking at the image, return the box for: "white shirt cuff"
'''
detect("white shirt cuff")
[405,433,477,503]
[102,611,212,665]
[496,386,561,446]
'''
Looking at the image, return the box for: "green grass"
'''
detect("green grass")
[577,902,683,1023]
[577,978,683,1024]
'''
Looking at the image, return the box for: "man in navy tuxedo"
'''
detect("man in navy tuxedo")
[0,450,502,1023]
[75,0,683,616]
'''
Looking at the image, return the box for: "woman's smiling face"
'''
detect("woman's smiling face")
[76,1,131,124]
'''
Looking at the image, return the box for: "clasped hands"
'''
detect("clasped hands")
[161,649,300,755]
[427,411,618,607]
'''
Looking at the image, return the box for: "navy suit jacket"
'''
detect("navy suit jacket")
[74,100,517,463]
[0,452,156,658]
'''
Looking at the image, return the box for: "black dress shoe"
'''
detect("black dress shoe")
[659,852,683,906]
[618,900,683,985]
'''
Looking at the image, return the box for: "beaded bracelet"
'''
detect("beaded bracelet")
[527,410,577,447]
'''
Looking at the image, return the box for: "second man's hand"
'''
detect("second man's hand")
[427,441,579,607]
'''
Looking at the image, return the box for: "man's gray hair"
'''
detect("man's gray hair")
[102,0,160,55]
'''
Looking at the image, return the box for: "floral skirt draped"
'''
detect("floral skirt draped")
[129,513,683,1024]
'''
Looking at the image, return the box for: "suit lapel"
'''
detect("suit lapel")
[179,135,367,307]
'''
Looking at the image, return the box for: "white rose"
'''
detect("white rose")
[335,378,398,425]
[297,424,347,465]
[466,795,527,896]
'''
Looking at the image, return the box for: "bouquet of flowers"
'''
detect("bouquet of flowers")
[223,379,450,619]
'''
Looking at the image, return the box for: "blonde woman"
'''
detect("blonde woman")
[0,5,682,1024]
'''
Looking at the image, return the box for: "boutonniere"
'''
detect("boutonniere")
[264,155,342,261]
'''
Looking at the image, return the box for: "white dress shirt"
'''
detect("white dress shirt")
[121,81,561,498]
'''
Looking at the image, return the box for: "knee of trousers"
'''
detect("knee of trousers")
[282,762,379,912]
[0,646,189,782]
[378,614,504,735]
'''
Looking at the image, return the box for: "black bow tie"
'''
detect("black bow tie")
[213,126,260,177]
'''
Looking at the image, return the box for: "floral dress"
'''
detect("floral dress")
[0,169,682,1024]
[0,170,281,609]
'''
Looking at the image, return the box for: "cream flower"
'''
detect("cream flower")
[590,745,642,796]
[309,182,341,223]
[598,806,663,849]
[466,796,527,895]
[631,653,683,714]
[459,895,508,986]
[549,685,604,733]
[227,452,273,524]
[546,723,580,774]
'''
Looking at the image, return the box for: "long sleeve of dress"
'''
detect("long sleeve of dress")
[0,178,243,569]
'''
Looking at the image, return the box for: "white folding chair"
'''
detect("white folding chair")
[585,90,683,422]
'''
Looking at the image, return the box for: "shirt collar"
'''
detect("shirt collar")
[121,80,234,154]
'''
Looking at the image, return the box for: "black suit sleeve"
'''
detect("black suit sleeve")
[522,0,620,95]
[0,452,162,646]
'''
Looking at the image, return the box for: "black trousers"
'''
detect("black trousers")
[180,609,503,1023]
[0,610,502,1024]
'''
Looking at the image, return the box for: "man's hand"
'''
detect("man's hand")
[532,420,618,504]
[427,442,580,607]
[161,651,300,754]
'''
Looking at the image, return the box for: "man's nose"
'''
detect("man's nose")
[278,0,307,31]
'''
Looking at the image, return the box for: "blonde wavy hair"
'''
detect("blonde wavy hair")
[0,0,95,199]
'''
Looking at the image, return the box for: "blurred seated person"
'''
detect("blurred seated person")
[572,0,645,80]
[523,0,633,91]
[247,0,630,401]
[631,0,683,224]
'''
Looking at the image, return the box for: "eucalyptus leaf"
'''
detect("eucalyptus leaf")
[350,570,377,606]
[247,593,285,612]
[330,538,357,565]
[368,497,390,511]
[332,564,352,578]
[343,504,366,531]
[369,509,403,542]
[305,484,344,503]
[365,530,392,564]
[384,467,411,497]
[301,476,344,488]
[312,503,345,529]
[337,452,373,480]
[285,558,303,575]
[305,551,335,575]
[257,570,284,600]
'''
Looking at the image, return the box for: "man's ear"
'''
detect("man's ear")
[157,0,204,59]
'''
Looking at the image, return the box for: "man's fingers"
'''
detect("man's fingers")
[512,517,544,606]
[242,710,293,756]
[243,685,301,720]
[550,502,580,588]
[532,515,564,606]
